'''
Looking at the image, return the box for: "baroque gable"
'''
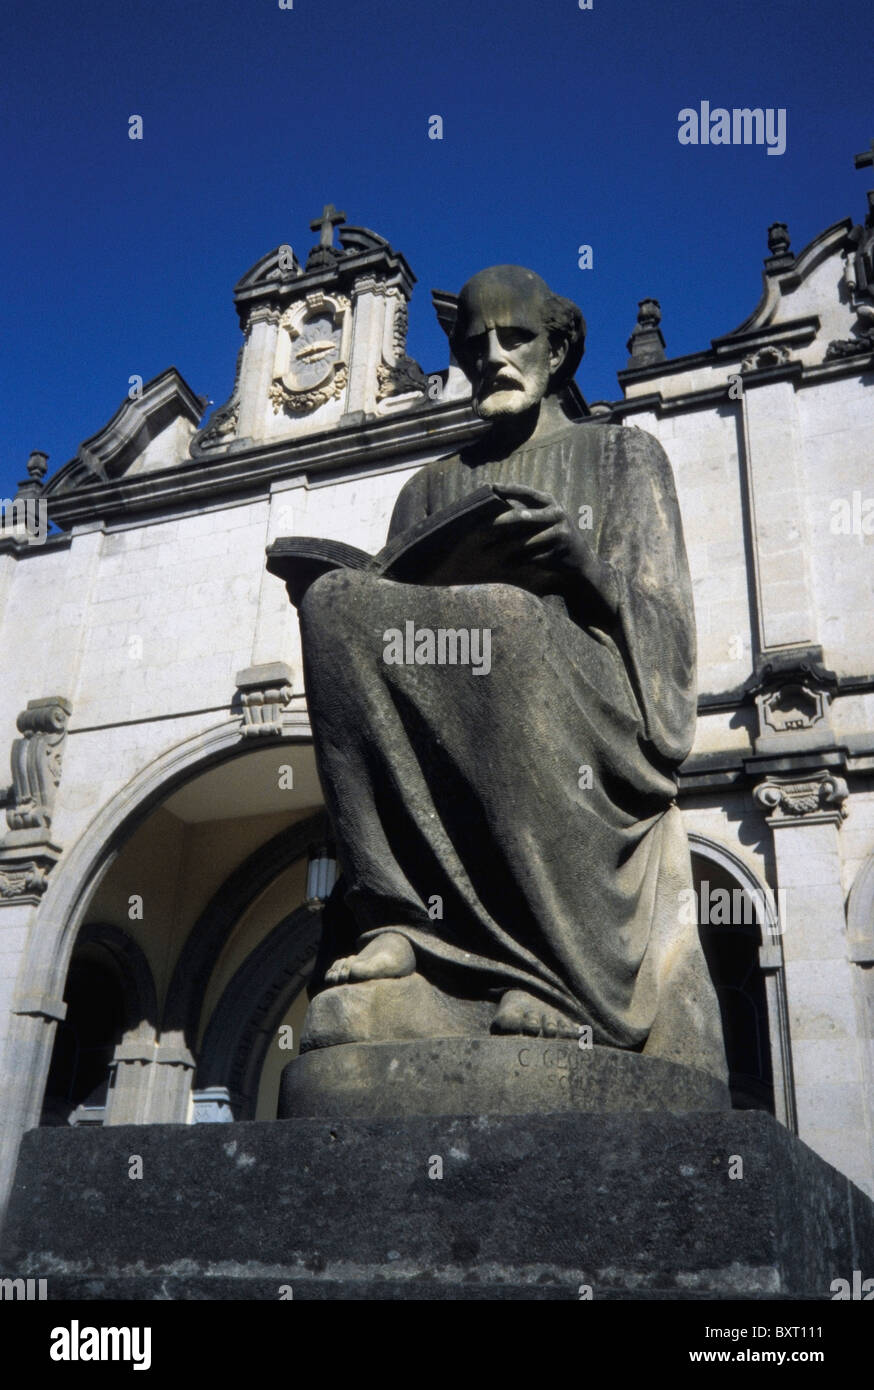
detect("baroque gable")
[618,181,874,404]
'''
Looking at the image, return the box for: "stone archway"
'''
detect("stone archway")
[196,903,322,1120]
[40,922,159,1128]
[0,718,319,1216]
[688,834,795,1128]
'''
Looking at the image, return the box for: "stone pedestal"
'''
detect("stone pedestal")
[280,1039,730,1118]
[2,1110,873,1300]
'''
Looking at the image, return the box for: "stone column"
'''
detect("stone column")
[149,1037,196,1123]
[345,276,388,418]
[0,976,66,1223]
[237,308,279,442]
[754,770,873,1193]
[104,1031,158,1126]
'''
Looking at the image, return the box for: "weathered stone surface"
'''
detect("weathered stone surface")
[281,1038,730,1118]
[300,975,493,1051]
[2,1111,872,1300]
[291,264,726,1088]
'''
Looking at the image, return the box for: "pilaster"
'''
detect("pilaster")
[753,768,873,1193]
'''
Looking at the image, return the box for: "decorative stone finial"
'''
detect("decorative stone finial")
[625,297,666,368]
[637,298,661,328]
[26,451,48,482]
[767,222,791,257]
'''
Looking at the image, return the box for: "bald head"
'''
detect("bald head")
[450,266,585,418]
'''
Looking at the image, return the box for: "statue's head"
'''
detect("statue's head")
[450,266,585,419]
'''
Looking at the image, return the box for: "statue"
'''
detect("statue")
[279,265,727,1081]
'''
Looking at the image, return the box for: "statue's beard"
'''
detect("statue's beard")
[473,371,547,419]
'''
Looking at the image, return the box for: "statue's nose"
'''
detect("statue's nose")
[483,329,507,365]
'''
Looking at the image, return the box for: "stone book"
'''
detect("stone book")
[265,483,511,605]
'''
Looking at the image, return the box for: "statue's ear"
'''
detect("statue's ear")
[548,335,569,376]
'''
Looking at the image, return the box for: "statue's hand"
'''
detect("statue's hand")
[489,483,619,614]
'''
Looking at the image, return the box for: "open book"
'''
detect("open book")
[266,483,513,607]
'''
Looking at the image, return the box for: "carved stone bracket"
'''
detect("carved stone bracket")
[754,772,849,827]
[4,696,72,832]
[235,663,294,737]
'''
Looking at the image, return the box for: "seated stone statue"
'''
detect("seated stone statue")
[295,264,726,1080]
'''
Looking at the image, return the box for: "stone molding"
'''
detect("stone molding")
[844,855,874,966]
[754,771,849,826]
[0,841,63,905]
[11,991,68,1023]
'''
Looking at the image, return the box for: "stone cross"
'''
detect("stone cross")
[854,139,874,171]
[310,203,346,248]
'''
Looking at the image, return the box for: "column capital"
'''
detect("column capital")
[754,770,849,827]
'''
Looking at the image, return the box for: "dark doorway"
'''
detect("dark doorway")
[41,949,127,1126]
[692,855,775,1113]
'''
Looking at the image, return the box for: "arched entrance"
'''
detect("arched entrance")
[11,720,328,1144]
[689,835,795,1127]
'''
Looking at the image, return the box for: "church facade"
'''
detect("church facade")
[1,178,873,1220]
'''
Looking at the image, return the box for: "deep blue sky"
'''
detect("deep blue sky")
[2,0,872,499]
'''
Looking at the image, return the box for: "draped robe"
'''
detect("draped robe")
[299,419,726,1069]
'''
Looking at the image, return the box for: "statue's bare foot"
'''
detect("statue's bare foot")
[492,989,581,1038]
[325,931,416,986]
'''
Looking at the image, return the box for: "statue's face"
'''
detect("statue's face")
[454,269,567,419]
[464,324,556,419]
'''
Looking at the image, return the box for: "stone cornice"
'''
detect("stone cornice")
[42,398,487,531]
[614,347,873,420]
[618,316,821,388]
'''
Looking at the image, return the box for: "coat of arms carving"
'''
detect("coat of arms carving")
[269,292,350,416]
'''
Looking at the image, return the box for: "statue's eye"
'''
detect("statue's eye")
[498,327,534,349]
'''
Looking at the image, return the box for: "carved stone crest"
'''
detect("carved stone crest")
[269,292,350,417]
